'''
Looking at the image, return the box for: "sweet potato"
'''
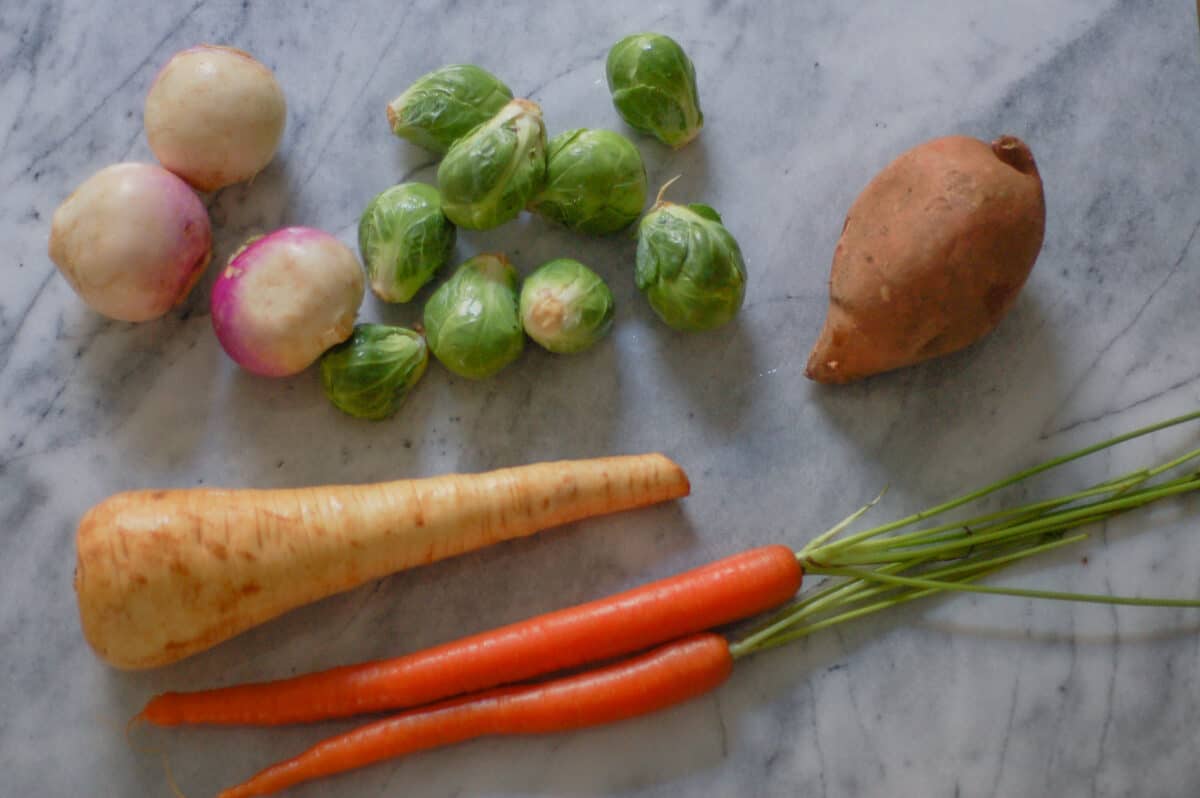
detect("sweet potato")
[805,135,1045,383]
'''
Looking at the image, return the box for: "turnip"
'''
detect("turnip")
[48,162,212,322]
[211,227,365,377]
[144,45,287,192]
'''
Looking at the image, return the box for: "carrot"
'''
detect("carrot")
[216,633,732,798]
[139,544,801,726]
[74,453,689,670]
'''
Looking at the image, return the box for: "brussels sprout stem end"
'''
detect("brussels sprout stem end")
[653,174,682,208]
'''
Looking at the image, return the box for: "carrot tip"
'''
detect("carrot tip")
[137,695,170,726]
[124,713,150,751]
[123,713,190,797]
[163,750,190,798]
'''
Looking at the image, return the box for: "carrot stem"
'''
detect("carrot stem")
[731,533,1088,658]
[737,421,1200,656]
[735,534,1089,657]
[804,409,1200,560]
[802,488,888,550]
[736,554,942,647]
[825,474,1139,554]
[811,565,1200,608]
[828,453,1200,558]
[810,475,1200,567]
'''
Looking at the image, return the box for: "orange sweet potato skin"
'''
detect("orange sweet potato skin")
[806,135,1045,384]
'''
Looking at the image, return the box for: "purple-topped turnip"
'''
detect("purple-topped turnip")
[144,45,286,192]
[212,227,365,377]
[48,162,212,322]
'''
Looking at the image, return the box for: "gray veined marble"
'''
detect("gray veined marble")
[4,1,1200,796]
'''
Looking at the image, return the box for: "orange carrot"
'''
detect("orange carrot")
[140,544,801,726]
[217,633,732,798]
[75,453,689,670]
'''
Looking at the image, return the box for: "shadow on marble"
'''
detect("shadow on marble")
[63,309,220,477]
[206,156,299,257]
[806,290,1063,501]
[387,142,440,191]
[638,316,763,437]
[643,131,713,203]
[213,362,448,479]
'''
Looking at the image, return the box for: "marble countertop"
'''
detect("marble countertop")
[6,1,1200,795]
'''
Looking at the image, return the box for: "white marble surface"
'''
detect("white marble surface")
[5,1,1200,795]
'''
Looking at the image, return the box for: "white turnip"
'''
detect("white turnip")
[48,162,212,322]
[211,227,365,377]
[144,45,286,191]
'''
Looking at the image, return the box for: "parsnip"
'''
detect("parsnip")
[74,454,689,670]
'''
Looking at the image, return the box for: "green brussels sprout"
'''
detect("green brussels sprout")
[357,183,456,303]
[423,254,524,378]
[519,259,615,354]
[635,200,746,331]
[319,324,429,420]
[606,33,703,149]
[386,64,513,154]
[528,129,648,236]
[437,99,547,230]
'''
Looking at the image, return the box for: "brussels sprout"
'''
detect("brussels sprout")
[357,183,456,303]
[423,254,524,378]
[437,99,547,230]
[528,129,648,236]
[606,33,703,149]
[319,324,429,420]
[386,64,513,154]
[635,200,746,331]
[519,259,615,354]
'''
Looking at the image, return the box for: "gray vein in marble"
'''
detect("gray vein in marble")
[1089,568,1121,798]
[1046,214,1200,437]
[520,46,611,103]
[0,266,56,374]
[6,1,1200,796]
[294,22,404,197]
[831,626,885,782]
[989,667,1020,798]
[805,680,829,798]
[22,1,208,174]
